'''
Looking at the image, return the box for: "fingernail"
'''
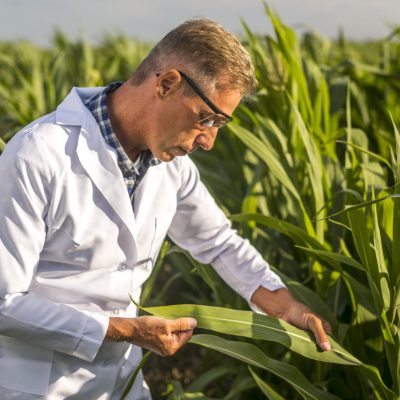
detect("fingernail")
[321,341,331,351]
[188,318,197,329]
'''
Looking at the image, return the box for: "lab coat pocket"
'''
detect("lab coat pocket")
[136,213,174,271]
[43,225,121,270]
[0,336,53,396]
[149,213,175,266]
[131,212,175,292]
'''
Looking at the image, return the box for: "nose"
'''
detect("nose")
[195,128,218,151]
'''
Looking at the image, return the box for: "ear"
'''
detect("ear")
[155,70,182,99]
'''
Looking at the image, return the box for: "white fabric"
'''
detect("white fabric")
[0,87,285,398]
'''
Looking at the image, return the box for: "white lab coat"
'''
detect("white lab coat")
[0,87,285,399]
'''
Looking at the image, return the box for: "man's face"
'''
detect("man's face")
[147,70,242,162]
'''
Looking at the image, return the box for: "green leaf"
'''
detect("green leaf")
[249,367,286,400]
[230,213,323,250]
[191,334,340,400]
[119,351,152,400]
[347,208,383,313]
[336,140,392,169]
[140,303,360,365]
[186,365,233,393]
[348,208,398,391]
[371,190,391,311]
[287,95,325,239]
[222,373,256,400]
[228,123,302,204]
[296,246,364,271]
[390,115,400,321]
[166,381,209,400]
[0,137,6,153]
[358,364,397,400]
[317,194,400,222]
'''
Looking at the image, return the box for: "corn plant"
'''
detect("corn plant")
[2,4,400,398]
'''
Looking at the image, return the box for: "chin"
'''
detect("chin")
[155,152,175,162]
[157,147,188,162]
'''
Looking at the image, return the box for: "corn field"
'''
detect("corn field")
[1,5,400,400]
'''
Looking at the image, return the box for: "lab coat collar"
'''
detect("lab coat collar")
[58,87,139,246]
[77,111,139,238]
[56,87,103,126]
[56,86,166,244]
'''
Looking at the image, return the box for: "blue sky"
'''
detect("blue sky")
[1,0,399,45]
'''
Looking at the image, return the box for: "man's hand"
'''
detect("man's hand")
[251,286,332,351]
[106,316,197,356]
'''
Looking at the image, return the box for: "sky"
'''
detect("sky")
[1,0,400,46]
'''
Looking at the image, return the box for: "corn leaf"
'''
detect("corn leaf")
[138,303,359,365]
[249,367,286,400]
[347,208,383,313]
[337,140,392,168]
[371,191,391,311]
[287,95,325,240]
[315,194,400,222]
[186,366,233,393]
[119,351,152,400]
[230,213,323,250]
[228,123,302,204]
[165,381,208,400]
[390,115,400,323]
[296,246,364,271]
[191,334,340,400]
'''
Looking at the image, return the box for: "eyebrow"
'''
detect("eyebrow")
[197,105,213,116]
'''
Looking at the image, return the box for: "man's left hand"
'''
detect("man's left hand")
[251,286,332,351]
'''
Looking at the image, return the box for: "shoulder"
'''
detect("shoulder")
[1,112,81,179]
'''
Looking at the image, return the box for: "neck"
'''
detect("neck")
[106,81,151,161]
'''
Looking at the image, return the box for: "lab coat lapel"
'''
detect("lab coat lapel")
[76,112,138,244]
[56,87,138,244]
[133,163,166,234]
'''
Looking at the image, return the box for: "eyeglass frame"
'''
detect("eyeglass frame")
[155,70,233,128]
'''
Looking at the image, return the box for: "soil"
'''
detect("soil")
[143,343,206,399]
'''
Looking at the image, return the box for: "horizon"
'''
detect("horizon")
[1,0,399,47]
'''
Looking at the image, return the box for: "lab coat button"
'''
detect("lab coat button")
[118,263,127,271]
[112,308,120,315]
[103,359,112,366]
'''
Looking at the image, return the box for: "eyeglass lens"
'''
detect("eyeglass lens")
[198,114,229,128]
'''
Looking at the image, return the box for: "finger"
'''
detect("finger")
[170,317,197,332]
[322,319,332,335]
[161,330,194,356]
[306,314,331,351]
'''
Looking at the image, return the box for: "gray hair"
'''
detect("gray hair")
[131,18,257,97]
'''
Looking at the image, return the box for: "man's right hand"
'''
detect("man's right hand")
[106,316,197,356]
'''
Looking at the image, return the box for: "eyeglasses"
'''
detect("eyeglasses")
[156,70,233,128]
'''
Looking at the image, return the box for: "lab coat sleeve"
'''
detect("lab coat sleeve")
[0,130,109,362]
[167,156,286,306]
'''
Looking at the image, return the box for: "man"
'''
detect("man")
[0,19,331,399]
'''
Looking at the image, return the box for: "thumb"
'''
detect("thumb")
[170,317,197,332]
[175,329,194,346]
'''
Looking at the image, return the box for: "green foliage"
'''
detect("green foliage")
[139,303,358,365]
[2,3,400,399]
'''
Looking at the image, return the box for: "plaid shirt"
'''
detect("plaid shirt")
[84,82,160,201]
